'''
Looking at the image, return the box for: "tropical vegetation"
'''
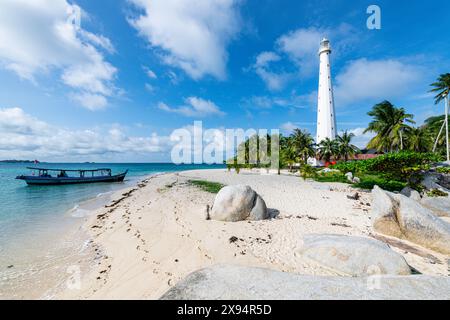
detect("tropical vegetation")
[225,73,449,192]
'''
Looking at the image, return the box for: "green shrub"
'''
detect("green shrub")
[299,164,317,180]
[353,175,406,192]
[436,167,450,174]
[315,170,348,183]
[331,151,440,182]
[426,189,449,197]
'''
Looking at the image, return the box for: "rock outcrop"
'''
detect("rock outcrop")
[161,265,450,300]
[420,195,450,218]
[400,187,421,202]
[297,234,411,276]
[371,186,450,254]
[210,185,269,222]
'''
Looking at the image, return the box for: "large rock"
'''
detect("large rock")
[371,186,450,254]
[297,234,411,276]
[421,172,450,191]
[421,195,450,218]
[400,187,421,202]
[161,265,450,300]
[371,186,403,238]
[210,185,268,222]
[345,172,353,182]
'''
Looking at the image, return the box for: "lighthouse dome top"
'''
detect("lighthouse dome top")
[319,38,331,54]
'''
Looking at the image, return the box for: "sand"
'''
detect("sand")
[58,169,450,300]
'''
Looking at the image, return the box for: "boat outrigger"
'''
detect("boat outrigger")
[16,168,128,186]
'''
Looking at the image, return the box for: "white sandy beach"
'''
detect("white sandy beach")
[57,169,450,300]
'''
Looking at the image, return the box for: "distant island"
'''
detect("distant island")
[0,160,41,163]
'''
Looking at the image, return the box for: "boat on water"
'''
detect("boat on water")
[16,167,128,186]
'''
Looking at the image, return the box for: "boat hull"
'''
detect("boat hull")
[16,172,128,186]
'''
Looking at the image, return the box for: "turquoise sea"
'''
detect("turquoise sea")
[0,162,224,298]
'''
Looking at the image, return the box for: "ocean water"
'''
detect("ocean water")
[0,162,224,298]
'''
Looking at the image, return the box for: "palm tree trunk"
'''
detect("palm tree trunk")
[433,121,446,152]
[446,95,450,162]
[399,129,403,150]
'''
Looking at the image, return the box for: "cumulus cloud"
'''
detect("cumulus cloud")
[277,23,358,76]
[276,27,324,76]
[0,107,168,160]
[158,97,226,117]
[334,59,423,106]
[0,0,117,110]
[251,52,291,91]
[252,24,358,89]
[129,0,242,80]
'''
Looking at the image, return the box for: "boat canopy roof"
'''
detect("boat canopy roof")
[27,167,112,173]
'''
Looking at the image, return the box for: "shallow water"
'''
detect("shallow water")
[0,163,224,299]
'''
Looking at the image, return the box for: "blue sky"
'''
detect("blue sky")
[1,0,450,162]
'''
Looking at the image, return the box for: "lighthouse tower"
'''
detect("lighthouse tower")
[316,38,337,144]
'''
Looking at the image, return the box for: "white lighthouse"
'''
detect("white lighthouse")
[316,38,337,144]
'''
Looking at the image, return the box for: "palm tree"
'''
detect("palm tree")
[391,107,415,150]
[405,127,432,153]
[430,73,450,162]
[292,129,316,164]
[283,138,298,172]
[337,131,360,161]
[318,138,339,163]
[364,101,415,152]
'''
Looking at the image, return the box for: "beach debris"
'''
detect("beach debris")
[205,205,211,220]
[372,186,450,255]
[229,236,239,244]
[7,265,13,269]
[296,215,318,221]
[105,189,137,208]
[210,185,269,222]
[347,192,360,200]
[297,234,411,276]
[330,222,351,228]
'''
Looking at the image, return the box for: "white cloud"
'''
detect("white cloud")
[129,0,242,80]
[143,66,157,79]
[145,83,156,93]
[334,59,423,106]
[0,0,117,110]
[242,92,316,110]
[0,107,168,160]
[277,27,323,76]
[280,121,298,133]
[158,97,225,117]
[69,93,108,111]
[252,24,358,89]
[251,51,291,91]
[277,24,358,77]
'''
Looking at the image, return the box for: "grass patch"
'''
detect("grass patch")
[189,180,225,194]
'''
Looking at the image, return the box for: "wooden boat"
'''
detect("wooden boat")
[16,167,128,186]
